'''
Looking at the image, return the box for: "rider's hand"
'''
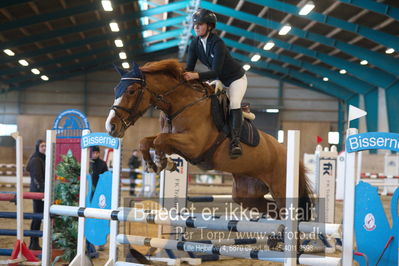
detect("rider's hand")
[183,72,199,81]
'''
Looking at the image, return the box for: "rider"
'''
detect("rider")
[184,8,247,159]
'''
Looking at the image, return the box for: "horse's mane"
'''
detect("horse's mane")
[140,58,214,95]
[140,59,184,81]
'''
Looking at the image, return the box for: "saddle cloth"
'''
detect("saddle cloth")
[211,93,260,147]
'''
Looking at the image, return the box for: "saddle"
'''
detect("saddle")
[186,84,260,169]
[211,92,260,147]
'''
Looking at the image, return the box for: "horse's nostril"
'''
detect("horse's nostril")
[111,124,115,131]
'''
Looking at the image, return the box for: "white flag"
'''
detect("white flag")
[348,105,367,121]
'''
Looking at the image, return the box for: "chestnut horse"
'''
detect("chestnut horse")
[106,59,312,218]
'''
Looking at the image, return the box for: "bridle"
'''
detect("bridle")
[110,75,211,130]
[111,77,147,129]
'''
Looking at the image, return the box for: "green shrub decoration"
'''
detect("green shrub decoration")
[52,151,80,262]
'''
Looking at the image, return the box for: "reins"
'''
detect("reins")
[111,74,216,130]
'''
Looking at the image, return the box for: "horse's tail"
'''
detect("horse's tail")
[299,161,314,221]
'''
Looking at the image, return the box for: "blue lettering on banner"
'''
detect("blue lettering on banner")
[81,133,119,149]
[171,157,184,173]
[346,132,399,153]
[323,162,333,175]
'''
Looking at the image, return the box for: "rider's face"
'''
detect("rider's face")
[194,23,209,38]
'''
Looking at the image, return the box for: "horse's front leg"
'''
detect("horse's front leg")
[139,136,158,173]
[153,133,193,172]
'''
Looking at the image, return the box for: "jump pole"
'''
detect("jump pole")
[72,130,122,265]
[42,129,122,265]
[42,130,56,266]
[12,132,24,255]
[342,128,358,265]
[71,129,90,266]
[284,130,299,266]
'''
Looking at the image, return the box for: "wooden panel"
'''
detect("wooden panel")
[282,121,331,154]
[282,111,338,122]
[17,114,54,162]
[0,147,16,164]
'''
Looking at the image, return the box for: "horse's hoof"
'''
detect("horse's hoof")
[145,162,157,173]
[165,158,177,172]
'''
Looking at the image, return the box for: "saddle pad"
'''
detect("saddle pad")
[211,95,260,147]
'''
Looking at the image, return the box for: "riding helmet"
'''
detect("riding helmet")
[192,9,217,28]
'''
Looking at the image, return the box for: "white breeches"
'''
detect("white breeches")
[226,74,247,110]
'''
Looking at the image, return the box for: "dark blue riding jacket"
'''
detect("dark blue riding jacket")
[186,33,245,87]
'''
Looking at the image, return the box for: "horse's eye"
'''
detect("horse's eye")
[128,89,135,95]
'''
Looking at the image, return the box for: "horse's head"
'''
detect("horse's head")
[105,61,151,137]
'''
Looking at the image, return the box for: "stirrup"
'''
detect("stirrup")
[230,143,242,159]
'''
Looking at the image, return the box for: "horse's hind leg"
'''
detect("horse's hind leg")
[231,175,279,219]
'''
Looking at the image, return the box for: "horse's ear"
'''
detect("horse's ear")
[113,64,127,76]
[131,61,140,73]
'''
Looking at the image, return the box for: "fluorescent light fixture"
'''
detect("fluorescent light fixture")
[101,0,113,11]
[31,68,40,75]
[328,131,339,145]
[339,69,347,74]
[360,60,368,65]
[277,130,284,143]
[243,64,251,71]
[119,52,127,60]
[41,75,49,81]
[18,59,29,66]
[266,109,279,113]
[278,24,291,35]
[323,77,329,81]
[251,54,261,62]
[299,1,315,15]
[385,48,394,54]
[3,49,15,56]
[143,30,151,38]
[114,39,123,47]
[109,22,119,32]
[263,41,275,50]
[122,62,130,69]
[0,124,17,136]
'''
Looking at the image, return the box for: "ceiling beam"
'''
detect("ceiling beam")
[0,16,185,66]
[223,35,375,94]
[232,52,353,100]
[247,0,399,51]
[217,22,392,90]
[337,0,399,21]
[3,39,179,92]
[2,28,183,77]
[0,0,187,51]
[199,1,399,79]
[0,0,32,8]
[0,0,132,32]
[4,35,181,85]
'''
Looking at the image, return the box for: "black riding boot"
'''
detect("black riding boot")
[29,237,41,250]
[229,108,243,159]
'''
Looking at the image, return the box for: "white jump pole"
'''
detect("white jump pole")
[342,128,358,266]
[11,132,23,258]
[105,140,122,265]
[285,130,300,266]
[42,130,56,265]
